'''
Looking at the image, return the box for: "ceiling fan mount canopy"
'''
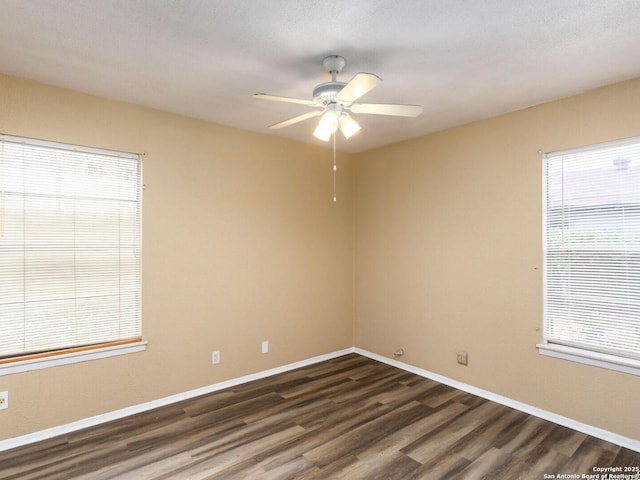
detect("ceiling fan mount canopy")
[322,55,346,76]
[253,54,422,141]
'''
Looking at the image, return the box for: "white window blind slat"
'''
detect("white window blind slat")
[0,135,142,358]
[543,137,640,362]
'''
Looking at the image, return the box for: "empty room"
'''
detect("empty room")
[0,2,639,479]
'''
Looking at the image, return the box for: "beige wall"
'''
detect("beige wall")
[1,72,639,445]
[0,74,355,440]
[354,77,640,441]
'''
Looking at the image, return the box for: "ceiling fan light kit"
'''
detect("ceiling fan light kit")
[313,105,362,141]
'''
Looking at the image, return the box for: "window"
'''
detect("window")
[0,135,143,373]
[539,137,640,376]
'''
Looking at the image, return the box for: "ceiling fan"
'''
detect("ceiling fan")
[254,55,423,142]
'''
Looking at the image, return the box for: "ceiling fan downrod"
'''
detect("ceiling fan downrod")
[313,55,348,104]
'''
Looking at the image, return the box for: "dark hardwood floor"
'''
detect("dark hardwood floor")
[0,354,638,479]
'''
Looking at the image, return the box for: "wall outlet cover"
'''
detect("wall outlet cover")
[212,351,220,365]
[457,351,468,366]
[0,391,8,410]
[261,341,269,353]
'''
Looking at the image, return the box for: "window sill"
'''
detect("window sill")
[0,341,147,376]
[537,343,640,377]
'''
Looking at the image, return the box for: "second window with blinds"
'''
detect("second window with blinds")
[539,137,640,376]
[0,135,144,375]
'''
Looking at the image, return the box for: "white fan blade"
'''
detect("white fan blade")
[336,73,382,104]
[269,110,322,129]
[350,103,423,117]
[253,93,317,106]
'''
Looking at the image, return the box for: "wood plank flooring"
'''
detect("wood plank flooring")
[0,354,638,479]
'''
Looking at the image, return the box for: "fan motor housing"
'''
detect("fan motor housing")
[313,81,347,104]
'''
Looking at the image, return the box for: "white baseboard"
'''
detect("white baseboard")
[354,347,640,454]
[2,346,638,454]
[0,348,354,453]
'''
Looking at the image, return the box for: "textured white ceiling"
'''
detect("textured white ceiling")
[1,1,640,152]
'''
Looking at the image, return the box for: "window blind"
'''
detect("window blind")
[543,137,640,361]
[0,135,142,358]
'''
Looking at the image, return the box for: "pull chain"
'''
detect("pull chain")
[332,133,337,202]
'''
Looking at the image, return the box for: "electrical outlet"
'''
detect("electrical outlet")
[261,340,269,354]
[0,391,8,410]
[457,351,468,366]
[212,350,220,365]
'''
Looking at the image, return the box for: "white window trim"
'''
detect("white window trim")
[0,340,147,376]
[537,343,640,377]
